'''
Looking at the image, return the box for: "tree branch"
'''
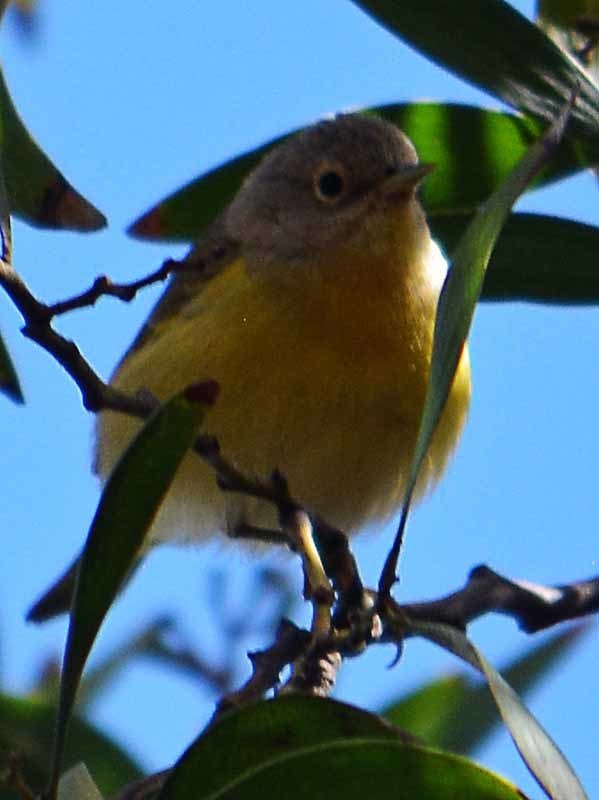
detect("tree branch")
[395,564,599,634]
[0,257,160,413]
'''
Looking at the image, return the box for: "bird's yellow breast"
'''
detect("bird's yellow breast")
[96,204,470,542]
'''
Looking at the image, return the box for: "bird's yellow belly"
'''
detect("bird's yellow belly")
[96,254,470,542]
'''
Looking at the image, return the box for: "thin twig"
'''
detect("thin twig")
[214,620,311,718]
[0,259,158,413]
[46,259,181,318]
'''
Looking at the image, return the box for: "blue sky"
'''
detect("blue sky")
[1,1,598,797]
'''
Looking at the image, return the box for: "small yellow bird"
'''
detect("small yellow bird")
[97,113,471,545]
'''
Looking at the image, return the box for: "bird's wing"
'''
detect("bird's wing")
[116,215,241,370]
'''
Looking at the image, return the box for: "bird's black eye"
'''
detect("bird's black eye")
[318,171,344,198]
[313,162,347,203]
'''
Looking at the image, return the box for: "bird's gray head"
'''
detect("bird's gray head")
[225,114,431,266]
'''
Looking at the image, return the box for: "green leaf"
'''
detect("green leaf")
[205,740,526,800]
[0,692,142,800]
[0,325,23,403]
[381,626,585,754]
[0,65,106,232]
[478,649,587,800]
[350,0,599,147]
[128,103,588,243]
[157,696,526,800]
[48,383,218,799]
[431,212,599,305]
[409,621,588,800]
[377,104,586,213]
[379,100,573,598]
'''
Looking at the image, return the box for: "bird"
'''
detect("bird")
[28,113,471,620]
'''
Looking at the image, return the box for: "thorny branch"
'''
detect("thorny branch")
[2,254,599,707]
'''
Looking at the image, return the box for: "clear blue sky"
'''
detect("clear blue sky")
[1,2,598,797]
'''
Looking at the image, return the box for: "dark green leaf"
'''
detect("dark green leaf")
[382,626,585,754]
[0,691,141,800]
[157,696,526,800]
[380,98,572,598]
[351,0,599,147]
[431,212,599,305]
[207,740,526,800]
[0,66,106,232]
[49,384,217,799]
[0,325,23,403]
[377,105,586,212]
[128,103,587,243]
[409,621,588,800]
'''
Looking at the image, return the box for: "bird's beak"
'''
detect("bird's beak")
[380,162,435,200]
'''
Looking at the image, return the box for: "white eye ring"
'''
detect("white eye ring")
[313,161,348,204]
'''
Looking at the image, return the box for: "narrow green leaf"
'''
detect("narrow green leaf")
[157,696,526,800]
[0,65,106,232]
[382,626,585,754]
[380,100,573,597]
[48,383,218,799]
[431,212,599,305]
[128,103,587,243]
[478,649,587,800]
[0,692,142,799]
[351,0,599,146]
[409,621,588,800]
[0,325,23,403]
